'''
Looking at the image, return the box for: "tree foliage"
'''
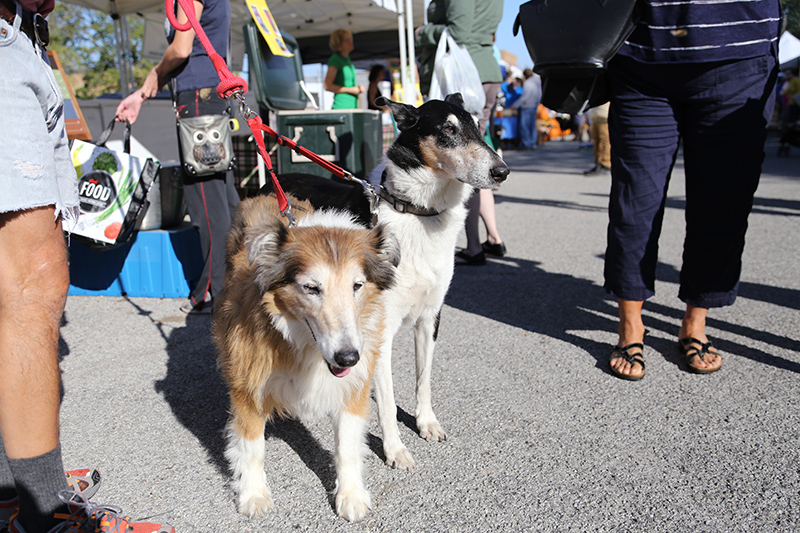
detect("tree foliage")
[47,3,155,99]
[785,0,800,37]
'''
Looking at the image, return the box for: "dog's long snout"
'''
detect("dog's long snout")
[491,162,510,183]
[334,349,360,368]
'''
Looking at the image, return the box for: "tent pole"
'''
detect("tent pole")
[405,0,415,104]
[120,14,133,96]
[397,1,410,105]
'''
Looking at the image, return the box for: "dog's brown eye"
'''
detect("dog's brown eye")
[303,284,320,295]
[442,125,455,134]
[353,281,364,292]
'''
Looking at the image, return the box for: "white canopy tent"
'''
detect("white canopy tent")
[779,31,800,71]
[61,0,425,102]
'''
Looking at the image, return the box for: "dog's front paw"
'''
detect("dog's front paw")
[238,487,274,517]
[385,445,416,470]
[335,486,371,522]
[417,417,447,442]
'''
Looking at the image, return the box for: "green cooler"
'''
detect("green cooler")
[275,109,381,179]
[243,21,382,179]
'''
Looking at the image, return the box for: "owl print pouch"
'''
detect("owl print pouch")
[177,113,237,176]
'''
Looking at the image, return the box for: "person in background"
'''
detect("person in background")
[583,102,610,175]
[501,75,523,110]
[780,69,800,131]
[415,0,506,266]
[0,0,174,530]
[116,0,238,316]
[604,0,780,381]
[325,29,364,110]
[513,68,542,150]
[367,63,388,111]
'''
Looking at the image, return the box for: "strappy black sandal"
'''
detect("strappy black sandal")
[678,337,722,374]
[609,343,646,381]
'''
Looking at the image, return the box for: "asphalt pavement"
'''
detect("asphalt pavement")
[57,135,800,532]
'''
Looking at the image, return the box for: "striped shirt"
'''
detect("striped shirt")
[617,0,781,63]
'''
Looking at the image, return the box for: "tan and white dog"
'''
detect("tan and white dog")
[213,194,400,522]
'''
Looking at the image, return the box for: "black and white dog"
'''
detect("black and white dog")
[263,93,509,469]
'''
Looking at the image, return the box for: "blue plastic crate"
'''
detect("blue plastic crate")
[68,223,203,298]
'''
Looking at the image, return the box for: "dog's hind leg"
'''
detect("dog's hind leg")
[414,310,447,442]
[333,409,372,522]
[373,342,417,470]
[225,402,273,517]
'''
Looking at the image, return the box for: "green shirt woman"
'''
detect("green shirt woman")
[325,29,365,109]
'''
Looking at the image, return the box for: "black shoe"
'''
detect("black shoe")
[481,240,507,257]
[454,250,486,266]
[584,164,610,176]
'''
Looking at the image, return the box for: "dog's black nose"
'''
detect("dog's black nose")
[334,349,360,368]
[491,162,510,183]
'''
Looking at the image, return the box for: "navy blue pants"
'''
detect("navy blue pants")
[604,53,778,308]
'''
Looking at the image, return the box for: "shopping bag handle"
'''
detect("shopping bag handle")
[94,118,132,154]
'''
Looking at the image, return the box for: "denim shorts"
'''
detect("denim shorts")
[0,15,79,228]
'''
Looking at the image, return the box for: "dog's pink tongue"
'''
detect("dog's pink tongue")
[331,365,351,378]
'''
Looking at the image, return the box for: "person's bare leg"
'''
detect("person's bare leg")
[678,304,722,371]
[0,206,67,460]
[478,189,503,246]
[610,299,646,379]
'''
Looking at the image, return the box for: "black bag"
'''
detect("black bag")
[514,0,641,114]
[70,119,159,251]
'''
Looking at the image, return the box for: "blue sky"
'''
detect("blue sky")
[495,1,533,70]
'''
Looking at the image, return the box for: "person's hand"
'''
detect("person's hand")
[115,90,145,124]
[354,84,365,95]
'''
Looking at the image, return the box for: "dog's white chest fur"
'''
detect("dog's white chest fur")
[377,190,467,325]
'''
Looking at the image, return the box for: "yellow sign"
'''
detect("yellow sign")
[246,0,293,57]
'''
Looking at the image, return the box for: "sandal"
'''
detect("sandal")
[678,337,722,374]
[609,343,646,381]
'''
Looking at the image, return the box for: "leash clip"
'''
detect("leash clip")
[230,91,258,121]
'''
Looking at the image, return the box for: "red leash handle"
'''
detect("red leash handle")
[164,0,247,99]
[164,0,293,219]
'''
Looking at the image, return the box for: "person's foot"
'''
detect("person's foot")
[0,470,101,530]
[180,296,212,315]
[454,250,486,266]
[481,240,507,257]
[678,307,722,373]
[9,491,174,533]
[611,301,646,380]
[583,164,610,176]
[609,343,645,381]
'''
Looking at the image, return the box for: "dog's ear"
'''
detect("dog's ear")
[376,96,419,131]
[245,217,289,292]
[364,224,400,291]
[444,93,465,109]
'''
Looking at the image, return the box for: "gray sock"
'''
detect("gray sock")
[0,436,17,501]
[7,445,70,532]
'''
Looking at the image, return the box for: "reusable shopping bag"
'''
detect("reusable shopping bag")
[428,28,486,115]
[69,119,159,250]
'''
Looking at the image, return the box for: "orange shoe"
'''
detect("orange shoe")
[0,469,101,530]
[9,490,174,533]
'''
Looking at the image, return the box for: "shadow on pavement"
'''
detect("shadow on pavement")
[447,255,800,376]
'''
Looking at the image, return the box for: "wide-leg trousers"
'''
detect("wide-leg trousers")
[604,53,778,308]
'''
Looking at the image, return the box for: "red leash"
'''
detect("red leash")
[165,0,293,219]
